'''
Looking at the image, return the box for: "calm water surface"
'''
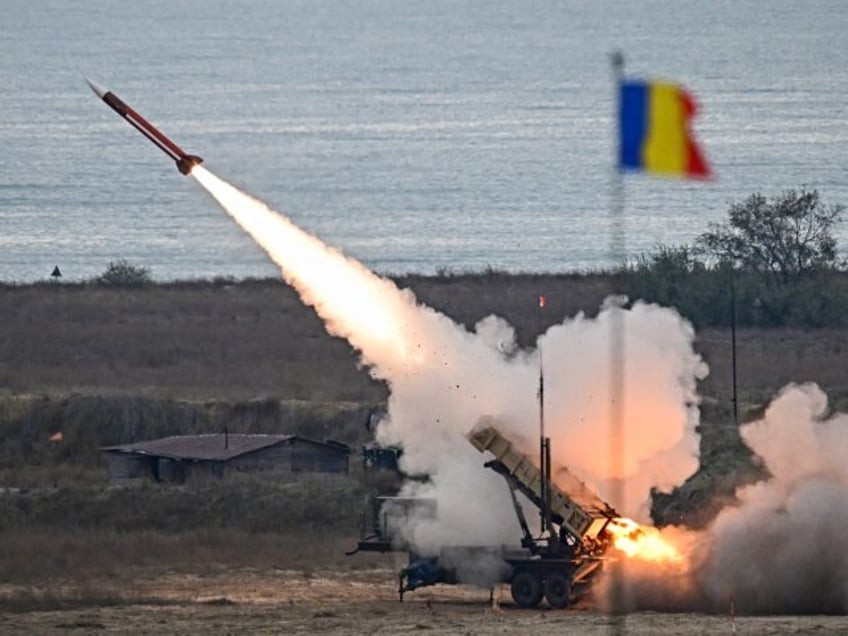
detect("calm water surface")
[1,1,846,281]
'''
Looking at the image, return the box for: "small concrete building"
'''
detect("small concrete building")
[102,433,350,485]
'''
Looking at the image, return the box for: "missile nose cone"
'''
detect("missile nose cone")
[85,77,108,98]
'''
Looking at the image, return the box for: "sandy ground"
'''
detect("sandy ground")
[1,568,845,635]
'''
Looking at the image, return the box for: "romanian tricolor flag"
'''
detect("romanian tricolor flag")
[619,80,711,179]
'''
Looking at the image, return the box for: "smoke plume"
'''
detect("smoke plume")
[699,383,848,613]
[194,168,848,613]
[617,383,848,614]
[193,167,704,539]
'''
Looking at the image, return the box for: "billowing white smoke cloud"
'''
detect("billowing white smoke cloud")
[193,167,707,554]
[621,383,848,615]
[541,301,707,520]
[388,300,707,551]
[699,383,848,614]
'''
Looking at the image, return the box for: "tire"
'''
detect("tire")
[510,570,543,608]
[543,571,572,609]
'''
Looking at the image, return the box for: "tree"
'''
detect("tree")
[96,260,152,286]
[696,189,844,286]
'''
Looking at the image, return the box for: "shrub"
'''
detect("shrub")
[96,260,152,286]
[0,475,363,534]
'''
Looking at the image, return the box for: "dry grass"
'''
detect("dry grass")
[0,280,380,402]
[697,327,848,406]
[2,276,843,405]
[0,474,364,534]
[0,527,379,586]
[0,275,615,403]
[2,567,847,634]
[0,587,177,614]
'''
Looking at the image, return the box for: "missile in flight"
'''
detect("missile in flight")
[86,78,203,175]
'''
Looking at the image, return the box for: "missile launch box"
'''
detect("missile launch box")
[467,424,617,546]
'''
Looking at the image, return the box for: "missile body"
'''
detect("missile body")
[86,79,203,175]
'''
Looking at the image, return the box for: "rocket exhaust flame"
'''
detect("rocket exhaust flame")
[607,517,683,564]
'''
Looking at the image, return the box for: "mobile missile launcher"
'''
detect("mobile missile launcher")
[352,423,620,608]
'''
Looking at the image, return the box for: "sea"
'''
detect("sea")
[1,0,846,282]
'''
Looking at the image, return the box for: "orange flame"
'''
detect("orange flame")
[607,518,683,564]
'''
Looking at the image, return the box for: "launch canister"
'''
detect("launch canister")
[86,78,203,176]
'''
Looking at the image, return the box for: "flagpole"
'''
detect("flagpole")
[537,295,549,536]
[609,50,627,631]
[606,54,711,632]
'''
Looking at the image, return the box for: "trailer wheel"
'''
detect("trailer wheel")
[510,570,543,608]
[543,571,572,609]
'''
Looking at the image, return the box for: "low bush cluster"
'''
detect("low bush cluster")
[620,246,848,328]
[620,189,848,328]
[0,474,362,534]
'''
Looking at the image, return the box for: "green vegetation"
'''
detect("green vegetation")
[0,527,368,587]
[0,475,362,534]
[620,189,848,327]
[96,259,153,286]
[0,394,375,488]
[0,394,374,584]
[697,189,844,284]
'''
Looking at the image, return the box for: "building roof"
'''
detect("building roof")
[102,434,350,462]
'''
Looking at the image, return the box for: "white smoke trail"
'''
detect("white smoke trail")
[192,166,706,549]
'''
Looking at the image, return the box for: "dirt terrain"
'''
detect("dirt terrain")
[2,567,844,635]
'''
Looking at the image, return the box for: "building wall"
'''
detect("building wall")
[106,454,156,484]
[158,457,187,483]
[182,460,223,484]
[228,443,293,474]
[228,441,348,475]
[291,442,348,474]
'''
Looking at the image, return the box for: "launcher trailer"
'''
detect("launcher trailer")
[353,423,620,608]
